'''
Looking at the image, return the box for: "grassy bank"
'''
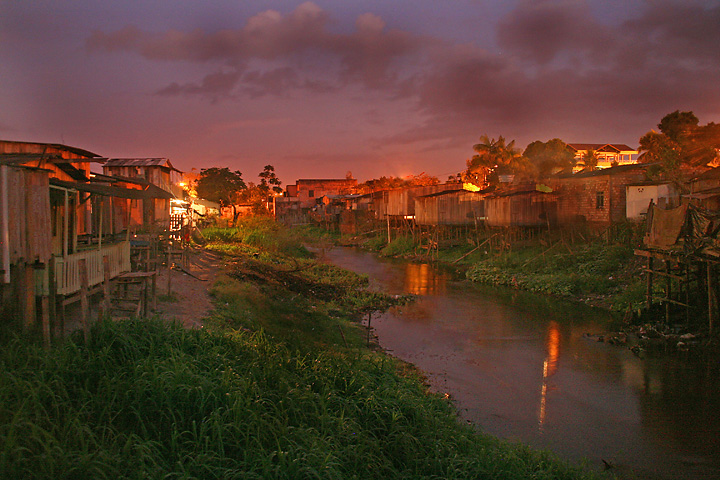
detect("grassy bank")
[0,218,601,479]
[353,228,646,314]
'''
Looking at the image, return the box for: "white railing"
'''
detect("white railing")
[36,241,131,296]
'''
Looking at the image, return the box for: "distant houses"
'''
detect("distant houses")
[566,143,639,171]
[274,159,704,233]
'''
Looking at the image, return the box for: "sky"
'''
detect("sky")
[1,0,719,184]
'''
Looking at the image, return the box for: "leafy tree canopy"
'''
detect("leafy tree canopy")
[195,167,246,207]
[258,164,283,195]
[523,138,575,177]
[357,173,439,193]
[639,110,720,169]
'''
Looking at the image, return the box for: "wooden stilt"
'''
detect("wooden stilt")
[41,296,50,348]
[19,260,35,333]
[708,263,715,335]
[102,255,111,318]
[79,259,89,342]
[48,257,57,340]
[646,257,653,309]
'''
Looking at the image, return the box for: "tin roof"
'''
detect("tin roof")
[0,140,102,158]
[105,158,181,172]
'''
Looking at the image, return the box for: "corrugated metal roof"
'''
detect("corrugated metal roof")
[105,158,181,172]
[50,178,174,199]
[0,140,102,158]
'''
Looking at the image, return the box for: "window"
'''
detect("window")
[308,189,315,197]
[596,191,605,209]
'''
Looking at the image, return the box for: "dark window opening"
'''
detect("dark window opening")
[596,191,605,209]
[308,189,315,197]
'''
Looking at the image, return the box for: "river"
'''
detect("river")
[320,247,720,480]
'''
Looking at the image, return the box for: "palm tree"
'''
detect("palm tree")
[579,149,599,171]
[465,135,529,185]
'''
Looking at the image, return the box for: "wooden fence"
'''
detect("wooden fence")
[35,241,131,296]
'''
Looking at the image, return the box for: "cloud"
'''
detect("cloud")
[624,1,720,67]
[84,0,720,157]
[496,0,614,65]
[156,68,244,100]
[88,1,429,96]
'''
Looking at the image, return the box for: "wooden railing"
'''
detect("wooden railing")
[36,241,131,296]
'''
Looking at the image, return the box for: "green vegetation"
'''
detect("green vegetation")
[1,220,601,479]
[466,240,645,312]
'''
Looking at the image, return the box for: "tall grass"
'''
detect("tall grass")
[202,217,311,258]
[0,318,599,479]
[1,219,600,479]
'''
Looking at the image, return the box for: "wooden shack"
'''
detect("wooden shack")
[103,158,183,228]
[1,142,175,339]
[485,189,557,227]
[415,189,485,226]
[385,184,456,218]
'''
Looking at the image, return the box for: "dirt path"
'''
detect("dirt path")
[153,247,225,328]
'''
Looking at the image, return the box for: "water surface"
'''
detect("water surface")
[322,247,720,480]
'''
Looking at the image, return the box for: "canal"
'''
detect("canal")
[321,247,720,480]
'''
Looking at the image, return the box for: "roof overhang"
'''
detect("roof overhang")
[50,178,174,199]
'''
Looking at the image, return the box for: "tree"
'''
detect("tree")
[195,167,246,221]
[356,173,439,194]
[523,138,575,177]
[258,165,283,196]
[658,110,699,143]
[465,135,530,186]
[639,110,720,171]
[578,149,599,171]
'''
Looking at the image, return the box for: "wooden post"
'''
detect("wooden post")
[386,216,391,245]
[18,260,36,333]
[167,244,172,295]
[79,259,89,342]
[48,256,57,341]
[665,260,671,325]
[367,311,372,346]
[102,255,111,318]
[708,263,715,335]
[646,256,654,309]
[41,295,50,348]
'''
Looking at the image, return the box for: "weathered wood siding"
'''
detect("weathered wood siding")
[485,191,557,227]
[415,190,485,226]
[4,167,52,265]
[386,185,452,217]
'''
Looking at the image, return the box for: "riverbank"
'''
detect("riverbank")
[0,219,601,479]
[343,227,719,356]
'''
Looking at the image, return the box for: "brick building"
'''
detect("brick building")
[551,164,650,225]
[287,178,358,209]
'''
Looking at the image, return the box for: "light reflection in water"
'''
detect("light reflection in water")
[538,321,561,431]
[403,263,446,295]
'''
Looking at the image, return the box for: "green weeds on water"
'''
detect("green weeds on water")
[466,241,645,311]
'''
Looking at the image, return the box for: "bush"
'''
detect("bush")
[380,235,416,257]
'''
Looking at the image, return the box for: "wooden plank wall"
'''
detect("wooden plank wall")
[4,167,52,265]
[415,191,484,226]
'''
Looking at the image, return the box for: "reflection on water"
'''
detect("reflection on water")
[538,321,560,431]
[322,247,720,480]
[403,263,446,295]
